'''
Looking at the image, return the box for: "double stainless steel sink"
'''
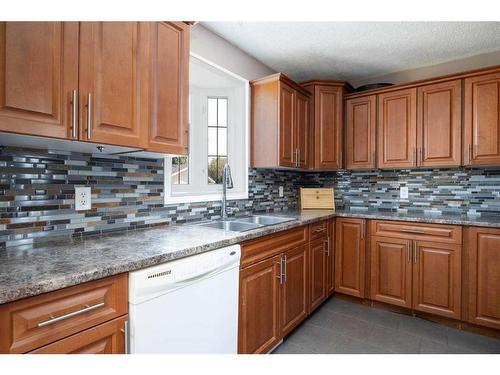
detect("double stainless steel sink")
[197,215,296,232]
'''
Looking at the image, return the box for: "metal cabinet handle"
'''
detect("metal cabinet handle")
[86,93,92,140]
[324,237,330,256]
[406,240,411,262]
[121,320,130,354]
[468,144,472,164]
[297,148,301,168]
[275,257,283,285]
[71,89,78,138]
[400,229,425,235]
[37,302,105,328]
[413,147,417,167]
[360,221,365,240]
[413,241,418,264]
[313,227,326,233]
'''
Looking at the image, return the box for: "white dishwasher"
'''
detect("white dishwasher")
[128,245,241,354]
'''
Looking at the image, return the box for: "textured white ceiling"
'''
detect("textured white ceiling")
[202,22,500,83]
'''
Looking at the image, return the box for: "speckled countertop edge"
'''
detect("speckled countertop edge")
[2,209,500,305]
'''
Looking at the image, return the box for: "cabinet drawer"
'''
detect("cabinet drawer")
[241,226,308,268]
[310,220,329,240]
[0,274,128,354]
[370,220,462,244]
[29,315,127,354]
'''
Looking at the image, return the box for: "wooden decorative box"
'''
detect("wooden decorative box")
[300,188,335,210]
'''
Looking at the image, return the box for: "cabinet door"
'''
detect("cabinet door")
[295,91,310,168]
[0,22,78,139]
[279,82,296,167]
[148,22,190,154]
[466,227,500,329]
[464,72,500,165]
[413,241,461,319]
[314,85,343,169]
[377,88,417,168]
[79,22,149,148]
[417,80,462,167]
[281,245,308,336]
[327,220,335,296]
[345,95,377,169]
[335,218,366,298]
[29,316,127,354]
[239,256,281,354]
[310,238,328,312]
[370,236,412,308]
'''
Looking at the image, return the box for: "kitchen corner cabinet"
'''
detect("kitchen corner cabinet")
[465,227,500,329]
[250,73,310,169]
[464,72,500,166]
[335,218,366,298]
[0,21,190,155]
[302,81,346,169]
[345,95,377,169]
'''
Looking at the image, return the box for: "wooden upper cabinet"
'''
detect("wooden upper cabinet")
[370,236,412,308]
[466,227,500,329]
[464,72,500,165]
[345,95,377,169]
[377,88,417,168]
[412,241,461,319]
[302,82,345,169]
[251,73,310,168]
[148,22,190,155]
[417,80,462,167]
[335,218,366,298]
[78,22,149,148]
[279,82,296,167]
[0,22,79,139]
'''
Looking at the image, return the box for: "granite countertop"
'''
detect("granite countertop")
[1,208,500,305]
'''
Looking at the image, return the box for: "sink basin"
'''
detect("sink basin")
[235,215,296,226]
[199,220,261,232]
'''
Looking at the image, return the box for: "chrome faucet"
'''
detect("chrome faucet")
[222,163,234,220]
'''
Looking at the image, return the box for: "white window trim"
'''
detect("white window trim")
[164,53,249,205]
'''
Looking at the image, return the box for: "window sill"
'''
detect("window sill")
[164,191,249,205]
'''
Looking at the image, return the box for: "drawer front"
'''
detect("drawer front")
[29,316,127,354]
[241,226,308,268]
[0,274,128,354]
[310,220,329,240]
[370,220,462,244]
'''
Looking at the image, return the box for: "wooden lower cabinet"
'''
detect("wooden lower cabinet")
[310,238,328,311]
[30,316,127,354]
[327,220,335,295]
[281,245,309,336]
[335,218,366,297]
[413,241,461,319]
[370,236,412,308]
[466,227,500,329]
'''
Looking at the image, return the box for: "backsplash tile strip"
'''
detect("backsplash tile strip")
[2,145,500,248]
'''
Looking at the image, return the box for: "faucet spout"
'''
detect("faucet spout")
[222,163,233,220]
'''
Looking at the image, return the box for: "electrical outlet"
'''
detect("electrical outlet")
[75,186,92,211]
[278,186,284,197]
[400,186,409,199]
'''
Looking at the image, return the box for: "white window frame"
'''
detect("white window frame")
[164,53,249,205]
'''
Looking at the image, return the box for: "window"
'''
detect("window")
[164,54,249,204]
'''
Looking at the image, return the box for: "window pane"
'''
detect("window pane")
[208,156,223,184]
[217,98,227,126]
[171,156,189,185]
[217,127,227,156]
[208,98,217,126]
[208,127,218,156]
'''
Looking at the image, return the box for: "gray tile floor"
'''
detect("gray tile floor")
[273,297,500,354]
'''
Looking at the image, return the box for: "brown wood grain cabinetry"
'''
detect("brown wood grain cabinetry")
[0,22,79,139]
[251,73,310,168]
[345,95,377,169]
[327,220,335,295]
[310,238,328,311]
[417,80,462,167]
[147,21,190,154]
[0,274,128,354]
[302,82,346,169]
[464,72,500,165]
[30,316,127,354]
[465,227,500,329]
[377,88,417,168]
[335,218,366,298]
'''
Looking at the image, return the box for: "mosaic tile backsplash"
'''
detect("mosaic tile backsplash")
[2,145,500,248]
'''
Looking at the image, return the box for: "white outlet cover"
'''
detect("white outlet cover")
[400,186,409,199]
[75,186,92,211]
[278,186,284,197]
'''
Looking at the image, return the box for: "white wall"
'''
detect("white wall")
[191,24,275,81]
[351,49,500,88]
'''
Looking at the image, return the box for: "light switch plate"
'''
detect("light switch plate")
[400,186,409,199]
[279,186,284,197]
[75,186,92,211]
